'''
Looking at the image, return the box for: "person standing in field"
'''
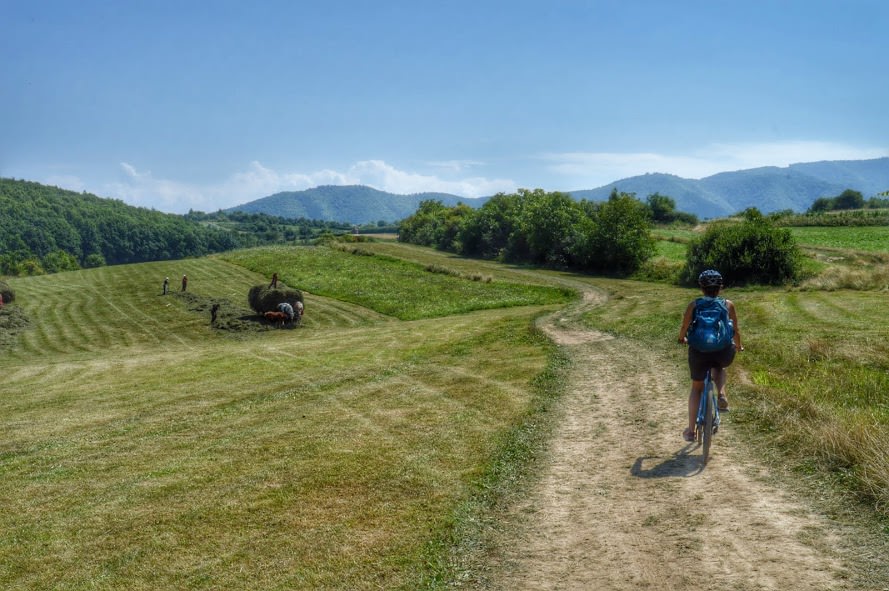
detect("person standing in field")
[677,269,743,442]
[295,300,304,323]
[181,275,188,292]
[163,277,169,295]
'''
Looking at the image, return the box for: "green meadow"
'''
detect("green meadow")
[3,238,889,588]
[0,245,569,590]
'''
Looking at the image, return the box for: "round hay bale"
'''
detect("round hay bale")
[0,280,14,304]
[248,285,303,314]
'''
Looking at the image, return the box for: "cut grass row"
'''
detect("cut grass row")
[0,245,569,590]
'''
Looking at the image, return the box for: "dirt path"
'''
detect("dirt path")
[482,283,854,590]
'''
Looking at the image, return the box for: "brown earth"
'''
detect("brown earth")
[478,283,867,591]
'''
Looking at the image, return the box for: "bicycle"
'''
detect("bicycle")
[695,368,721,462]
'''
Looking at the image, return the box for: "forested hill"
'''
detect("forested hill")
[227,184,484,224]
[0,178,240,273]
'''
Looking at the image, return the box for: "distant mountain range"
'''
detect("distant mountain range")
[227,157,889,223]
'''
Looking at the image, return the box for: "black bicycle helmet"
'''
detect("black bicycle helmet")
[698,269,723,287]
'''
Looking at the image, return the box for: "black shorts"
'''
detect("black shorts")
[688,345,736,381]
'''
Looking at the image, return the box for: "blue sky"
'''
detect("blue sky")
[3,0,888,213]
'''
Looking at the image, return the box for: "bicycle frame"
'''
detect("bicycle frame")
[696,368,721,461]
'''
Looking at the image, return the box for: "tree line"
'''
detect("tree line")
[398,188,690,275]
[398,188,801,286]
[808,188,889,214]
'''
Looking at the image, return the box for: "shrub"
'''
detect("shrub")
[682,209,802,286]
[247,285,303,314]
[0,280,14,304]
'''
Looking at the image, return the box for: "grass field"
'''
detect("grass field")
[790,226,889,252]
[0,246,569,590]
[4,238,889,588]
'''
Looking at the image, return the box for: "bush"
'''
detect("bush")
[247,285,303,314]
[682,209,802,286]
[0,280,14,304]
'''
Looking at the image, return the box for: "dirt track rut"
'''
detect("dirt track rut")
[483,283,853,590]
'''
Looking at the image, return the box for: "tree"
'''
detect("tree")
[835,189,865,210]
[515,189,583,266]
[457,193,522,260]
[646,193,675,223]
[576,189,656,274]
[645,192,698,224]
[397,200,449,248]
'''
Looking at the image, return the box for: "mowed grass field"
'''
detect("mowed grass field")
[0,246,570,590]
[5,234,889,589]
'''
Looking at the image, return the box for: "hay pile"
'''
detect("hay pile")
[247,285,303,314]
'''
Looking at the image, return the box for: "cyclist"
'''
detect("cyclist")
[678,269,742,442]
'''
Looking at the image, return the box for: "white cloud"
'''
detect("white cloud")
[106,163,206,211]
[424,159,486,173]
[543,141,888,188]
[99,160,517,213]
[346,160,514,197]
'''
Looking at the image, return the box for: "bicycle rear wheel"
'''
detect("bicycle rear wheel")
[701,380,715,462]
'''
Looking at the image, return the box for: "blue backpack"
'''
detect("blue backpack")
[686,297,734,352]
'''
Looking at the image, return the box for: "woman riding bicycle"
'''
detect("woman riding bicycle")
[678,269,742,443]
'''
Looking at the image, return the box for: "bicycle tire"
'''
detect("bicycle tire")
[702,380,715,462]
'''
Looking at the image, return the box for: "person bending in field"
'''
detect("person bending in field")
[677,269,743,443]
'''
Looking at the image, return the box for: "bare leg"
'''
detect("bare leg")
[688,380,704,432]
[713,367,727,397]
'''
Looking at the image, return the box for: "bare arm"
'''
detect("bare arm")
[726,299,742,350]
[677,300,695,343]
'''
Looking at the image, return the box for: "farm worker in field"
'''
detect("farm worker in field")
[163,277,169,295]
[295,300,304,321]
[211,303,220,324]
[277,302,294,323]
[181,275,188,292]
[677,269,743,442]
[269,273,278,289]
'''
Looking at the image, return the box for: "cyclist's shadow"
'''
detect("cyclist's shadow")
[630,444,706,478]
